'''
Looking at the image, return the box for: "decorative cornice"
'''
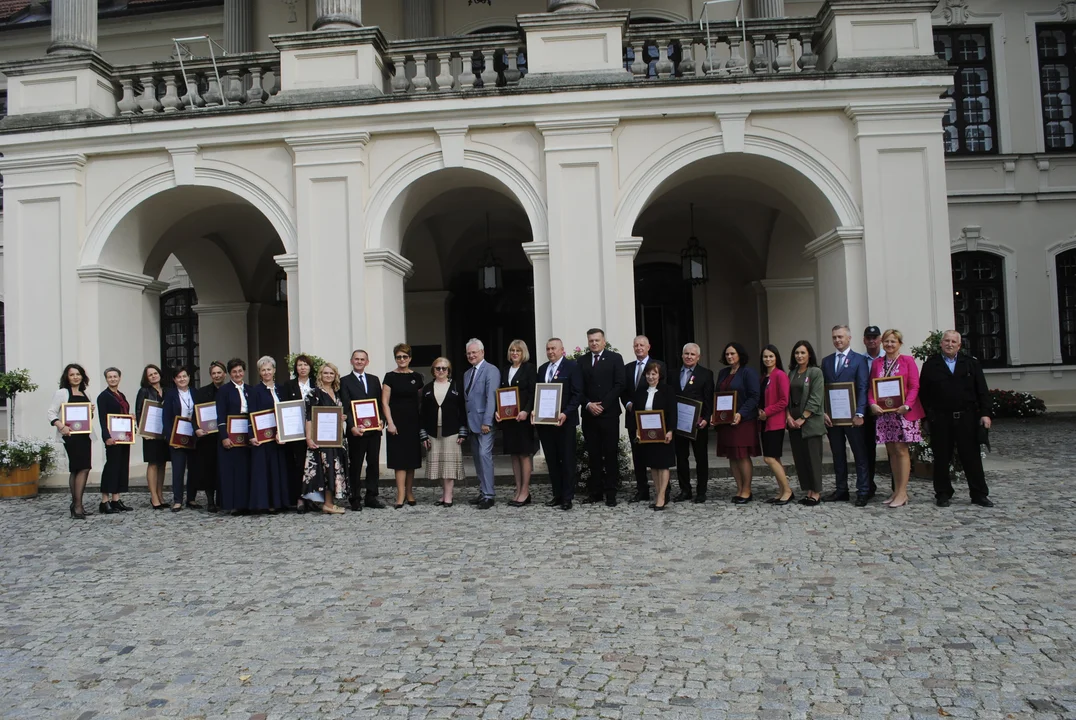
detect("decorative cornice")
[803,226,864,260]
[0,153,87,175]
[535,118,620,136]
[144,280,170,295]
[76,265,157,290]
[845,100,954,122]
[0,51,114,79]
[522,242,550,262]
[270,27,387,54]
[285,132,371,150]
[615,237,644,258]
[364,248,414,279]
[274,253,299,271]
[517,9,630,32]
[759,277,815,291]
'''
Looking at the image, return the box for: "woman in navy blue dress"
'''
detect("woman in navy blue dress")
[216,358,251,515]
[249,356,290,512]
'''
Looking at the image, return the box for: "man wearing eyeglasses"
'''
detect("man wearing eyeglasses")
[340,349,386,509]
[464,339,500,509]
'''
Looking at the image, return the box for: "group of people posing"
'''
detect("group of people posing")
[46,325,995,519]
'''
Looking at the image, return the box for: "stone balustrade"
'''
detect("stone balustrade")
[624,18,817,80]
[386,31,526,94]
[112,52,280,116]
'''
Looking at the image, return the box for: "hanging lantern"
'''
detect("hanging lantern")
[681,202,708,285]
[274,268,288,304]
[477,213,503,293]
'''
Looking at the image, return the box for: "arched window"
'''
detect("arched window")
[1056,248,1076,364]
[951,251,1007,366]
[160,289,199,386]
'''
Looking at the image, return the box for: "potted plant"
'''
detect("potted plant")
[0,437,57,499]
[284,352,327,378]
[0,368,39,440]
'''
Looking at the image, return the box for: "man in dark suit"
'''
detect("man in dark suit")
[579,327,624,506]
[622,335,666,503]
[861,325,884,495]
[340,349,386,509]
[535,338,583,510]
[672,342,715,503]
[918,330,994,507]
[821,324,872,506]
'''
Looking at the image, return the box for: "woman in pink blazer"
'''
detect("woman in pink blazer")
[757,345,793,505]
[867,329,925,508]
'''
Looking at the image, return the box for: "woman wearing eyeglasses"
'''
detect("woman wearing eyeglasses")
[420,357,467,507]
[382,343,424,508]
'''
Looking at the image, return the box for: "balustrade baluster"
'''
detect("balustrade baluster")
[750,35,768,74]
[797,35,817,71]
[391,54,410,93]
[630,43,646,79]
[772,33,793,73]
[678,39,695,77]
[655,40,673,79]
[161,74,184,112]
[117,78,140,115]
[248,65,268,104]
[225,68,245,104]
[480,48,499,88]
[204,72,223,106]
[459,50,476,90]
[434,52,454,91]
[412,53,432,92]
[137,75,163,113]
[725,36,747,74]
[504,48,522,85]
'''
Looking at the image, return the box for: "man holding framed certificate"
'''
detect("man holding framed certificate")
[820,325,872,506]
[533,338,583,510]
[621,336,666,504]
[340,349,386,509]
[672,343,714,504]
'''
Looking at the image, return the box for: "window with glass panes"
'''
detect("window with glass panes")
[934,28,999,155]
[1037,24,1075,152]
[160,289,199,386]
[1057,248,1076,364]
[951,252,1007,367]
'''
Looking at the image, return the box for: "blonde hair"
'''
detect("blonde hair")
[317,361,341,392]
[881,329,904,345]
[507,339,530,364]
[431,357,453,379]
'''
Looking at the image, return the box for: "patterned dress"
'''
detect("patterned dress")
[875,357,923,444]
[302,387,350,503]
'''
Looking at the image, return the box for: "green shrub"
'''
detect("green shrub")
[990,389,1046,418]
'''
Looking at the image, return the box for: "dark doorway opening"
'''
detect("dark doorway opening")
[446,268,536,375]
[635,263,695,365]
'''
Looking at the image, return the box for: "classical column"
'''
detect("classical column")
[750,0,785,18]
[314,0,363,30]
[47,0,98,55]
[549,0,599,11]
[224,0,253,53]
[403,0,434,39]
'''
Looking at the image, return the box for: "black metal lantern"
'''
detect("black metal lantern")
[274,268,288,304]
[477,213,503,293]
[681,203,708,285]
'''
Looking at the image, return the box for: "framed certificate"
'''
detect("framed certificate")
[61,402,93,434]
[636,409,667,443]
[674,397,703,439]
[250,409,278,442]
[712,391,738,425]
[313,406,344,448]
[107,414,136,444]
[350,399,383,431]
[275,400,307,443]
[532,383,563,425]
[169,416,196,449]
[872,376,906,413]
[825,382,856,426]
[496,387,520,420]
[194,402,218,434]
[138,400,165,439]
[226,415,250,446]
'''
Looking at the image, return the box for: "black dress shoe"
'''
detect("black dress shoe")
[520,495,532,506]
[935,497,952,507]
[185,501,202,510]
[605,496,617,507]
[112,500,134,512]
[545,498,563,507]
[822,491,850,502]
[854,495,870,507]
[406,499,417,507]
[773,493,795,506]
[971,497,995,508]
[672,492,693,503]
[207,503,220,513]
[99,502,116,515]
[652,503,666,511]
[507,499,521,507]
[580,496,601,505]
[560,501,572,511]
[693,494,706,504]
[469,496,483,505]
[798,496,820,506]
[732,495,753,505]
[628,492,649,504]
[294,503,306,514]
[349,500,362,511]
[365,497,387,509]
[477,497,495,510]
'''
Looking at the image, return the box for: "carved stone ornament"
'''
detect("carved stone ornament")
[941,0,970,25]
[1060,1,1076,21]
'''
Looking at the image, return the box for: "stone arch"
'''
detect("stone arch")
[364,147,546,254]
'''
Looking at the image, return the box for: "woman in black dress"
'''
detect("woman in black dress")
[382,342,423,509]
[96,367,133,514]
[630,362,676,510]
[280,354,316,512]
[47,363,94,519]
[302,362,350,514]
[193,361,227,512]
[498,339,537,507]
[135,364,167,510]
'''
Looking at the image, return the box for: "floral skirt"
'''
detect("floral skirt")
[302,447,349,502]
[876,413,922,444]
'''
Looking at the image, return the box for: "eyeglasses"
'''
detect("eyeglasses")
[395,355,410,360]
[433,366,449,372]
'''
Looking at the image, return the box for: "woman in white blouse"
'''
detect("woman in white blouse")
[162,365,198,512]
[47,363,95,519]
[282,354,316,512]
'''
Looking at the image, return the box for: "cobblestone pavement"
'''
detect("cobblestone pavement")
[1,418,1073,720]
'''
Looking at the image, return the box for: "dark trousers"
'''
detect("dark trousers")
[930,411,989,500]
[170,448,193,505]
[582,417,620,498]
[629,434,649,498]
[537,425,576,502]
[348,432,382,501]
[826,424,870,496]
[863,413,881,493]
[674,432,709,496]
[789,430,823,493]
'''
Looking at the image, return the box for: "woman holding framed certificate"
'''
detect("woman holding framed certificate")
[866,329,924,509]
[715,342,761,504]
[302,362,350,514]
[281,354,316,512]
[162,365,198,512]
[193,361,227,513]
[47,363,94,519]
[786,341,826,505]
[382,343,423,508]
[216,358,252,515]
[757,346,793,505]
[420,357,467,506]
[96,367,134,514]
[248,356,290,513]
[498,340,537,507]
[630,362,676,510]
[135,364,167,510]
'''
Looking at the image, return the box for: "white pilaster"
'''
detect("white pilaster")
[364,250,414,371]
[523,243,552,349]
[275,253,301,353]
[47,0,98,55]
[803,226,867,345]
[615,238,643,354]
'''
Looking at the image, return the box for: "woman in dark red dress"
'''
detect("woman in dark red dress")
[715,342,761,504]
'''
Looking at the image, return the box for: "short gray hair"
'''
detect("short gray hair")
[942,329,962,341]
[466,338,485,351]
[256,356,277,370]
[831,325,850,334]
[682,343,701,354]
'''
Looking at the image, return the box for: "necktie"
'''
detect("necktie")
[466,368,476,395]
[358,374,366,393]
[635,360,644,387]
[593,353,599,367]
[682,367,690,391]
[547,363,556,382]
[835,352,842,373]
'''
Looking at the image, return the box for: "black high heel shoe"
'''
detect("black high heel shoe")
[406,499,416,506]
[773,493,795,506]
[70,503,86,520]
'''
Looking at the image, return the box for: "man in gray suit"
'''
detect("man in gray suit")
[464,339,499,509]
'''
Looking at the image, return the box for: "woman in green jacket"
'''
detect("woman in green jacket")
[786,340,826,506]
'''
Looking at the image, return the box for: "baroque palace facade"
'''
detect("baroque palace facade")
[0,0,1074,477]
